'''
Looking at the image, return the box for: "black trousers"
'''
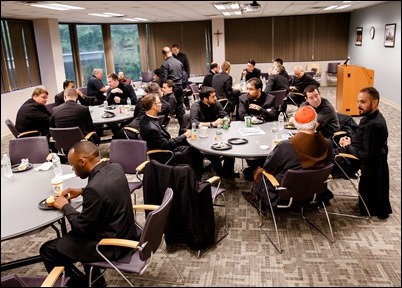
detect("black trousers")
[174,85,185,128]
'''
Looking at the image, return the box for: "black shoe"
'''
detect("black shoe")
[221,171,240,179]
[242,191,259,210]
[242,166,255,181]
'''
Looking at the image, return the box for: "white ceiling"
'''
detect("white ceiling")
[1,1,387,24]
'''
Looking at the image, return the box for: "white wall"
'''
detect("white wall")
[349,1,401,107]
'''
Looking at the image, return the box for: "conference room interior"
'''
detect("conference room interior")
[1,1,400,287]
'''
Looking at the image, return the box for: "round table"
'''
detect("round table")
[188,121,294,160]
[1,164,86,241]
[90,104,135,125]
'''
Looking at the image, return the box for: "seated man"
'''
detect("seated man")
[238,77,277,180]
[86,68,107,105]
[288,65,320,106]
[242,106,333,208]
[106,73,137,106]
[190,86,239,179]
[40,141,139,287]
[238,77,277,122]
[139,93,204,180]
[50,88,99,144]
[15,87,51,137]
[54,80,86,106]
[289,85,339,139]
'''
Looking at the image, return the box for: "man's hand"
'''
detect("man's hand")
[62,188,82,199]
[54,195,69,210]
[114,96,121,104]
[339,136,351,148]
[184,130,192,138]
[249,104,261,111]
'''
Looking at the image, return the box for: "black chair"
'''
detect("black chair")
[1,266,67,287]
[258,164,335,253]
[189,83,200,103]
[85,188,184,287]
[269,89,288,117]
[326,62,340,86]
[5,119,40,139]
[49,127,96,156]
[45,102,57,113]
[9,136,50,165]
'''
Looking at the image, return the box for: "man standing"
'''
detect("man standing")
[339,87,392,219]
[160,47,185,130]
[171,44,190,77]
[190,86,239,178]
[86,68,107,105]
[40,141,139,287]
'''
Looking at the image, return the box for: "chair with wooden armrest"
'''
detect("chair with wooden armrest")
[5,118,41,139]
[147,149,174,165]
[49,127,96,157]
[84,188,184,287]
[324,153,371,219]
[258,164,335,253]
[9,136,50,165]
[1,266,67,287]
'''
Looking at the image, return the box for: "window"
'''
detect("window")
[111,24,142,81]
[1,19,41,93]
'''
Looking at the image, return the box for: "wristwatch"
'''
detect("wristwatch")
[210,122,213,128]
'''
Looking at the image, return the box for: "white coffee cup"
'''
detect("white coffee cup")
[51,176,64,196]
[199,126,209,138]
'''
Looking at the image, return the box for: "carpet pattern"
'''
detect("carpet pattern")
[1,87,400,287]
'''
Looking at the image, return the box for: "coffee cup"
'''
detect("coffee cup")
[51,176,64,196]
[199,126,209,138]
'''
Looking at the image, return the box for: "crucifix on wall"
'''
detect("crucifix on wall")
[214,30,223,47]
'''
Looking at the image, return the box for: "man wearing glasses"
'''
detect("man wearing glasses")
[139,93,204,180]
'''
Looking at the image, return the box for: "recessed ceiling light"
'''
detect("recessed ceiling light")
[324,5,338,11]
[335,4,351,10]
[88,13,112,18]
[30,3,84,11]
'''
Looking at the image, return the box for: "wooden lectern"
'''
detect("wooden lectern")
[336,65,375,115]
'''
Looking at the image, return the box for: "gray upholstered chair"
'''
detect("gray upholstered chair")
[9,136,50,165]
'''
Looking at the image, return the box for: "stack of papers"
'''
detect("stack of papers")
[239,127,266,136]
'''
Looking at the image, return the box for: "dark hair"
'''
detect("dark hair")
[147,82,161,93]
[153,68,162,77]
[141,93,158,111]
[199,86,215,100]
[246,77,263,90]
[63,80,75,90]
[274,58,284,65]
[360,87,380,101]
[248,59,256,66]
[210,62,218,70]
[163,79,175,89]
[304,85,320,96]
[171,44,179,49]
[107,73,118,81]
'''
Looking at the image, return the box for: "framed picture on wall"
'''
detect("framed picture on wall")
[355,27,363,46]
[384,23,396,47]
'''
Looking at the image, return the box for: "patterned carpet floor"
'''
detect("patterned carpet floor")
[1,86,400,286]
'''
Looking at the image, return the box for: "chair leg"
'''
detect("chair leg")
[259,178,283,253]
[301,202,335,243]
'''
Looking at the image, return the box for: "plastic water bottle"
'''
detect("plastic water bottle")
[103,100,108,108]
[222,116,229,130]
[191,122,198,140]
[215,125,223,143]
[77,100,81,105]
[1,154,13,178]
[278,112,285,131]
[127,97,131,106]
[52,154,63,177]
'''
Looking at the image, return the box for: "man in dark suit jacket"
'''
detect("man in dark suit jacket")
[288,65,320,106]
[15,87,51,137]
[264,64,290,94]
[241,59,261,82]
[212,60,241,115]
[106,73,137,105]
[202,62,219,88]
[139,93,204,180]
[54,80,86,106]
[50,88,99,144]
[40,141,139,287]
